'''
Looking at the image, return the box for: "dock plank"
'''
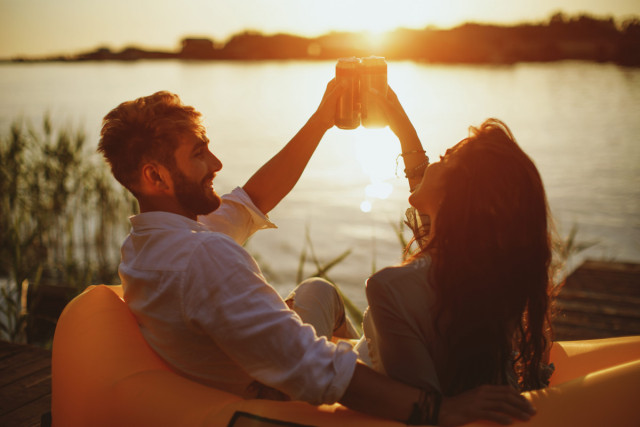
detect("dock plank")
[0,341,51,427]
[553,259,640,340]
[0,394,50,427]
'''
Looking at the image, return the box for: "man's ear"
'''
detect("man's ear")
[141,162,171,192]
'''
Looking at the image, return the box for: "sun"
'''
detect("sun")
[361,29,390,52]
[277,0,463,48]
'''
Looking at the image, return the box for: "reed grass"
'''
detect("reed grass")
[0,116,135,342]
[295,226,363,330]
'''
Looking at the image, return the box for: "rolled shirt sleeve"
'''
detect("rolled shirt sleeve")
[182,234,357,405]
[198,187,276,245]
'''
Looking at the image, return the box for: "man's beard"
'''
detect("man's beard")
[172,169,221,217]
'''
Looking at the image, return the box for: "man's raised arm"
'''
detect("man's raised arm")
[242,79,344,215]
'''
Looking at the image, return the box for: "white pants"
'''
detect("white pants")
[285,278,359,340]
[249,278,362,400]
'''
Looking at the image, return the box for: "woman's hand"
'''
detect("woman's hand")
[438,385,537,427]
[368,85,425,190]
[368,86,418,143]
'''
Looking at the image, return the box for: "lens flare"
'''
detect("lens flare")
[360,200,372,213]
[365,182,393,199]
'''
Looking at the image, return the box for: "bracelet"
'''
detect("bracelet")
[395,151,428,177]
[404,158,430,179]
[407,389,442,425]
[401,149,426,157]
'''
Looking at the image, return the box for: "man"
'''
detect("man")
[98,81,536,426]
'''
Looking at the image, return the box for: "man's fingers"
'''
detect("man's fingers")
[508,393,536,415]
[441,385,537,427]
[486,399,534,422]
[324,78,347,101]
[476,386,535,422]
[490,386,536,415]
[474,409,513,425]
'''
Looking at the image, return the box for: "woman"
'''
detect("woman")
[358,87,556,401]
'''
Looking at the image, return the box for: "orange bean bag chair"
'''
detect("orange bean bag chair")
[51,285,640,426]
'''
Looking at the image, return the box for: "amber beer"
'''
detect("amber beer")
[335,57,361,130]
[359,56,388,128]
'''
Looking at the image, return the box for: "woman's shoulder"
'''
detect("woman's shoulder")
[371,256,430,279]
[367,256,431,294]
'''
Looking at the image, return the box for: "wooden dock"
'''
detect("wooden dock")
[553,259,640,340]
[0,258,638,426]
[0,341,51,427]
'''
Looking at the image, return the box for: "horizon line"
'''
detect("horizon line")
[4,9,639,61]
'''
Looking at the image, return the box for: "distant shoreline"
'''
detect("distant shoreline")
[4,12,640,67]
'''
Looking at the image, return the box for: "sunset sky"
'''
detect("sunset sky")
[1,0,639,58]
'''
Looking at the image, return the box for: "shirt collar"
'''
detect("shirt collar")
[129,211,210,233]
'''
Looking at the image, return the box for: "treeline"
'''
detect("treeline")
[13,12,640,66]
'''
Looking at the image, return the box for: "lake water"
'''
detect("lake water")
[1,60,639,308]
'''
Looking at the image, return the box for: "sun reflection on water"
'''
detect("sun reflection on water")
[353,126,401,212]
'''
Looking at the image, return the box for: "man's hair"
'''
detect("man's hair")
[97,91,204,194]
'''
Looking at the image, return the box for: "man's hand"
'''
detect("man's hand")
[242,78,346,215]
[439,385,536,427]
[312,78,347,131]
